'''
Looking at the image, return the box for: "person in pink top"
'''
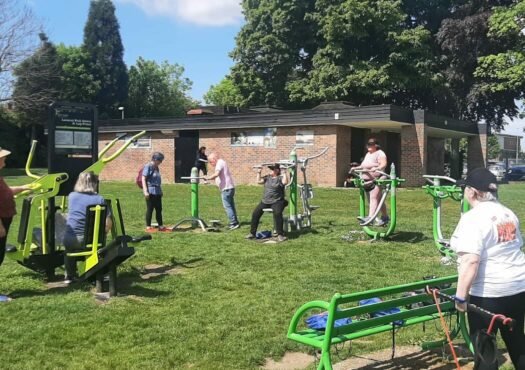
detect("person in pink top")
[206,152,239,230]
[351,137,389,226]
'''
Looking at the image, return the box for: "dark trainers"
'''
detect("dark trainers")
[277,235,287,242]
[228,223,240,230]
[245,233,256,239]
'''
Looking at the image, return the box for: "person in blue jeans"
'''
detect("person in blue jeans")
[63,172,112,283]
[142,152,167,232]
[206,153,239,230]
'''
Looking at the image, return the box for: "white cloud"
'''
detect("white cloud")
[117,0,242,27]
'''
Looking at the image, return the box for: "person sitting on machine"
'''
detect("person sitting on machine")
[351,138,389,226]
[246,163,289,242]
[63,172,112,283]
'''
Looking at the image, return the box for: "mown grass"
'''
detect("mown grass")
[1,172,524,369]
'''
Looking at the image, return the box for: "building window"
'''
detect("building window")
[231,128,277,148]
[296,130,314,146]
[116,133,151,149]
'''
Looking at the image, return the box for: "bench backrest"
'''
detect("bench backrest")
[323,275,458,339]
[83,204,107,250]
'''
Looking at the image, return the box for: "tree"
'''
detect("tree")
[0,0,39,102]
[56,44,100,103]
[474,1,525,109]
[127,57,195,118]
[203,77,245,108]
[12,33,61,131]
[83,0,128,118]
[230,0,317,107]
[487,135,501,159]
[230,0,524,129]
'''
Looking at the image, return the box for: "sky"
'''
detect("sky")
[25,0,524,145]
[28,0,242,102]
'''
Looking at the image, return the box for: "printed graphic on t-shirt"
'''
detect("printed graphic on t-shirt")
[497,221,517,243]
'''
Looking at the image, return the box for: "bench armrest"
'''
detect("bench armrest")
[287,300,330,337]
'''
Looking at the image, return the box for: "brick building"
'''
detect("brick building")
[98,102,488,187]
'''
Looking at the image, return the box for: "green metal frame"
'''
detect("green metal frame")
[422,175,469,257]
[352,164,405,239]
[172,167,213,231]
[287,275,473,370]
[9,132,147,275]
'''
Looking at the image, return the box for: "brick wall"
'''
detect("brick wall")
[400,116,427,186]
[427,137,445,176]
[98,132,176,183]
[467,124,488,172]
[200,126,339,186]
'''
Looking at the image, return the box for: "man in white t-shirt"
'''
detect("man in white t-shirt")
[450,167,525,369]
[206,152,239,230]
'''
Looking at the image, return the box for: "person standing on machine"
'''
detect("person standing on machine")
[245,163,289,242]
[451,168,525,370]
[206,152,240,230]
[351,138,389,226]
[142,152,167,232]
[0,147,31,301]
[194,146,208,183]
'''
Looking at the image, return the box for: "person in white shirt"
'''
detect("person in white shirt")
[206,153,239,230]
[450,167,525,369]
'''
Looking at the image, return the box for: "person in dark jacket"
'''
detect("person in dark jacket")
[194,146,208,182]
[245,163,289,242]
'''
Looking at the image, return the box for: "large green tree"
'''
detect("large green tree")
[83,0,128,118]
[474,1,525,110]
[231,0,523,129]
[230,0,317,107]
[12,33,61,131]
[56,44,100,103]
[203,77,245,108]
[127,57,195,118]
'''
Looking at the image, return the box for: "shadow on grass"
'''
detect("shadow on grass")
[391,232,429,243]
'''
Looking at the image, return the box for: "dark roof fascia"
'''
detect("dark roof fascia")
[424,111,479,135]
[98,105,411,133]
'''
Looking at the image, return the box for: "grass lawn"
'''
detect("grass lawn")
[1,172,524,369]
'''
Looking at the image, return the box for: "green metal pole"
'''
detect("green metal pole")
[289,150,298,229]
[190,167,199,219]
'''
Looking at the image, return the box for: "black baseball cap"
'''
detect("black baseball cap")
[268,163,281,170]
[457,167,498,192]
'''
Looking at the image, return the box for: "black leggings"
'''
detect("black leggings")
[250,200,288,236]
[469,292,525,369]
[145,194,163,227]
[0,217,13,266]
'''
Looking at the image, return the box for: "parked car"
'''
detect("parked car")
[506,165,525,181]
[487,164,506,181]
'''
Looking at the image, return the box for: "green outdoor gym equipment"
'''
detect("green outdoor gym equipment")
[351,164,405,240]
[8,131,149,285]
[422,175,469,259]
[172,167,219,232]
[254,147,328,232]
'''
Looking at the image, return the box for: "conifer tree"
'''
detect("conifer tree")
[83,0,128,118]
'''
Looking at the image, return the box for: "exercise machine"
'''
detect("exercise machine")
[350,164,405,240]
[8,131,150,292]
[172,167,219,232]
[253,147,328,233]
[422,175,469,259]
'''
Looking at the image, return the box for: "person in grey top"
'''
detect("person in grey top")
[246,163,289,241]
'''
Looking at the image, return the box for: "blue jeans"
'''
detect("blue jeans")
[221,188,238,225]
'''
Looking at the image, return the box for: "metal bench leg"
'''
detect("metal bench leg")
[319,350,332,370]
[109,264,117,297]
[96,271,104,293]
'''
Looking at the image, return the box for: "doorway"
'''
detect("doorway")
[175,130,199,182]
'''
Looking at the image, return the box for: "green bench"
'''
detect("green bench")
[287,275,473,370]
